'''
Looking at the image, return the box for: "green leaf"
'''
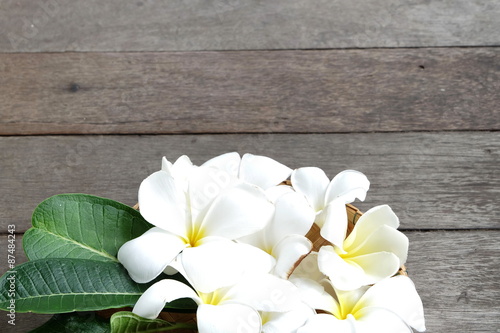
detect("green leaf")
[24,194,152,262]
[0,258,155,313]
[162,299,198,311]
[29,312,111,333]
[110,311,197,333]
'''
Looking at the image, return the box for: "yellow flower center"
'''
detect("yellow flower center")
[184,225,205,247]
[198,289,227,305]
[260,311,271,325]
[331,291,365,321]
[333,305,361,320]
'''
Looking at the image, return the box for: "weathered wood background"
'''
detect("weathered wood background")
[0,1,499,332]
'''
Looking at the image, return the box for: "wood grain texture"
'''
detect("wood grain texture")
[0,132,497,231]
[0,231,498,332]
[1,48,499,135]
[405,231,500,332]
[0,0,499,52]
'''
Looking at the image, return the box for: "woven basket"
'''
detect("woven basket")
[114,203,406,332]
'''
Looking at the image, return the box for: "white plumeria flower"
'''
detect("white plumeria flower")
[238,186,316,279]
[291,167,370,213]
[318,205,409,291]
[291,167,370,250]
[118,165,275,292]
[202,152,292,190]
[293,275,426,333]
[133,273,301,333]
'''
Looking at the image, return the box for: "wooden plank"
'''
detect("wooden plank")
[405,231,500,332]
[0,0,499,52]
[1,49,499,135]
[0,132,498,231]
[0,231,498,332]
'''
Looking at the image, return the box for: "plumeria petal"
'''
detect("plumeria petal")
[291,167,330,212]
[171,155,196,182]
[201,152,241,178]
[318,245,366,291]
[289,277,337,313]
[319,199,349,250]
[239,188,313,252]
[161,156,173,172]
[197,303,261,333]
[180,241,247,292]
[161,155,197,190]
[272,235,312,279]
[269,191,316,243]
[239,153,292,189]
[199,182,274,239]
[350,252,401,286]
[138,171,187,236]
[236,229,268,250]
[236,242,276,274]
[355,276,426,332]
[290,252,324,282]
[354,307,413,333]
[118,227,187,283]
[224,274,301,312]
[325,170,370,205]
[265,185,295,203]
[297,313,355,333]
[180,241,274,293]
[261,303,315,333]
[344,205,399,249]
[133,279,201,319]
[188,167,238,222]
[347,225,409,265]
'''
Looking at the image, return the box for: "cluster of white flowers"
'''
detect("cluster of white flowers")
[118,152,425,333]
